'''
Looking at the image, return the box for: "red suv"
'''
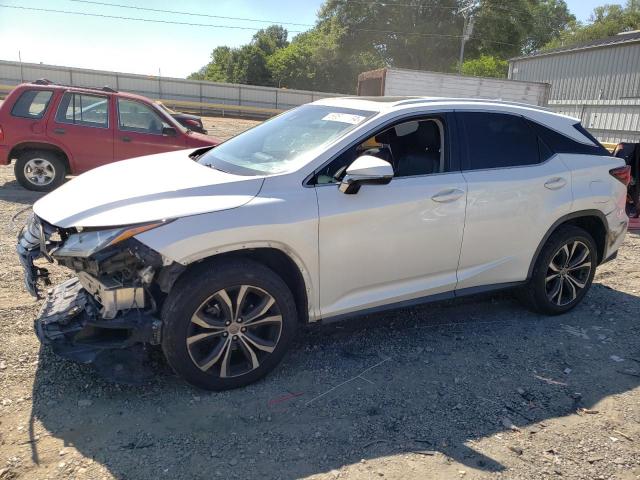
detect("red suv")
[0,80,219,191]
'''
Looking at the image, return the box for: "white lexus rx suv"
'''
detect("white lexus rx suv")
[17,97,630,390]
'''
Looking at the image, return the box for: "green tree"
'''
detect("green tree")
[317,0,462,72]
[252,25,289,56]
[525,0,575,53]
[464,0,535,60]
[461,55,508,78]
[268,31,318,89]
[188,0,578,92]
[544,0,640,50]
[201,46,234,82]
[190,26,290,86]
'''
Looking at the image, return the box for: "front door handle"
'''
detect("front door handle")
[431,188,465,203]
[52,128,65,135]
[121,136,131,143]
[544,177,567,190]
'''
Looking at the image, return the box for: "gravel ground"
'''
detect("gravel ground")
[1,116,640,480]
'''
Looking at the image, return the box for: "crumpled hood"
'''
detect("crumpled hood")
[33,150,264,228]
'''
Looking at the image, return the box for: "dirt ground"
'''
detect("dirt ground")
[1,116,640,480]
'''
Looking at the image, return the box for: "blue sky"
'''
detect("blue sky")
[0,0,620,78]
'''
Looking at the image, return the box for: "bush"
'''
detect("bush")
[461,55,509,78]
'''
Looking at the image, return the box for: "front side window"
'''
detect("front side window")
[198,105,376,176]
[314,116,446,184]
[118,98,170,135]
[11,90,53,119]
[56,92,109,128]
[460,112,539,170]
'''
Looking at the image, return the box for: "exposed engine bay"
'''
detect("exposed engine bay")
[16,213,184,382]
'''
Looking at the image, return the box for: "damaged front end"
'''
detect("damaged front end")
[16,213,183,382]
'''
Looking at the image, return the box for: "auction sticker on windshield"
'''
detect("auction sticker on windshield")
[322,112,367,124]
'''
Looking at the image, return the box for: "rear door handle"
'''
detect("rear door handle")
[544,177,567,190]
[431,188,465,203]
[53,128,65,135]
[121,136,131,143]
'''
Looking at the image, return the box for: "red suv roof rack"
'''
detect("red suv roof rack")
[30,78,118,93]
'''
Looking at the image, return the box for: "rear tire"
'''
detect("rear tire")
[161,259,298,390]
[14,150,67,192]
[518,225,597,315]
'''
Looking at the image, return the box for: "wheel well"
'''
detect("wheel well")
[562,215,607,263]
[186,248,309,323]
[9,143,70,171]
[527,212,609,280]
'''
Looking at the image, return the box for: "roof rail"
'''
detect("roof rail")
[30,79,118,93]
[395,97,552,112]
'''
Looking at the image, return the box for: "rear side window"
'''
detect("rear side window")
[56,92,109,128]
[459,112,539,170]
[11,90,53,119]
[528,120,610,157]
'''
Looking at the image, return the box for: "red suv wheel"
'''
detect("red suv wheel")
[14,150,67,192]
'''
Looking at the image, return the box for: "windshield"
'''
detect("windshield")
[148,102,187,134]
[197,104,376,175]
[156,101,177,115]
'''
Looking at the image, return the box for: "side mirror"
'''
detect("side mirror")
[339,155,394,194]
[162,126,177,137]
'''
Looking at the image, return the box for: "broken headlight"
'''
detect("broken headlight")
[53,222,165,258]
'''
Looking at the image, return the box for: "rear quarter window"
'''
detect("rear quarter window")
[527,120,609,157]
[11,90,53,119]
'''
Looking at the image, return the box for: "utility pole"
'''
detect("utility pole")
[457,4,476,75]
[18,50,24,82]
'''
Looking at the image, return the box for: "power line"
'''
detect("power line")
[354,27,517,46]
[344,0,534,18]
[344,1,459,10]
[68,0,315,27]
[0,3,517,46]
[0,4,305,32]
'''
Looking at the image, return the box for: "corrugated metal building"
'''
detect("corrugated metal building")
[508,31,640,142]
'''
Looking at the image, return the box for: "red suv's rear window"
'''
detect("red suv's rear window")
[11,90,53,120]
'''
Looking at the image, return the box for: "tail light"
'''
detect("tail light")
[610,165,632,186]
[0,125,4,142]
[183,119,200,128]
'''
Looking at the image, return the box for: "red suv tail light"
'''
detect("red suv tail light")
[610,165,631,186]
[183,119,200,127]
[0,125,4,142]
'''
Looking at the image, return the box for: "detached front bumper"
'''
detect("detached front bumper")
[36,277,161,366]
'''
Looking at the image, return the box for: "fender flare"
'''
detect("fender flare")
[526,209,609,280]
[9,140,75,171]
[180,240,319,321]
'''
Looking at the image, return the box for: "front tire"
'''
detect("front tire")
[161,259,298,390]
[519,225,597,315]
[14,150,67,192]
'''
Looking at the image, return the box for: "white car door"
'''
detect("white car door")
[455,111,572,291]
[313,114,468,319]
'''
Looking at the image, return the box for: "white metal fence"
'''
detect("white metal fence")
[2,60,638,142]
[549,99,640,143]
[0,60,343,117]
